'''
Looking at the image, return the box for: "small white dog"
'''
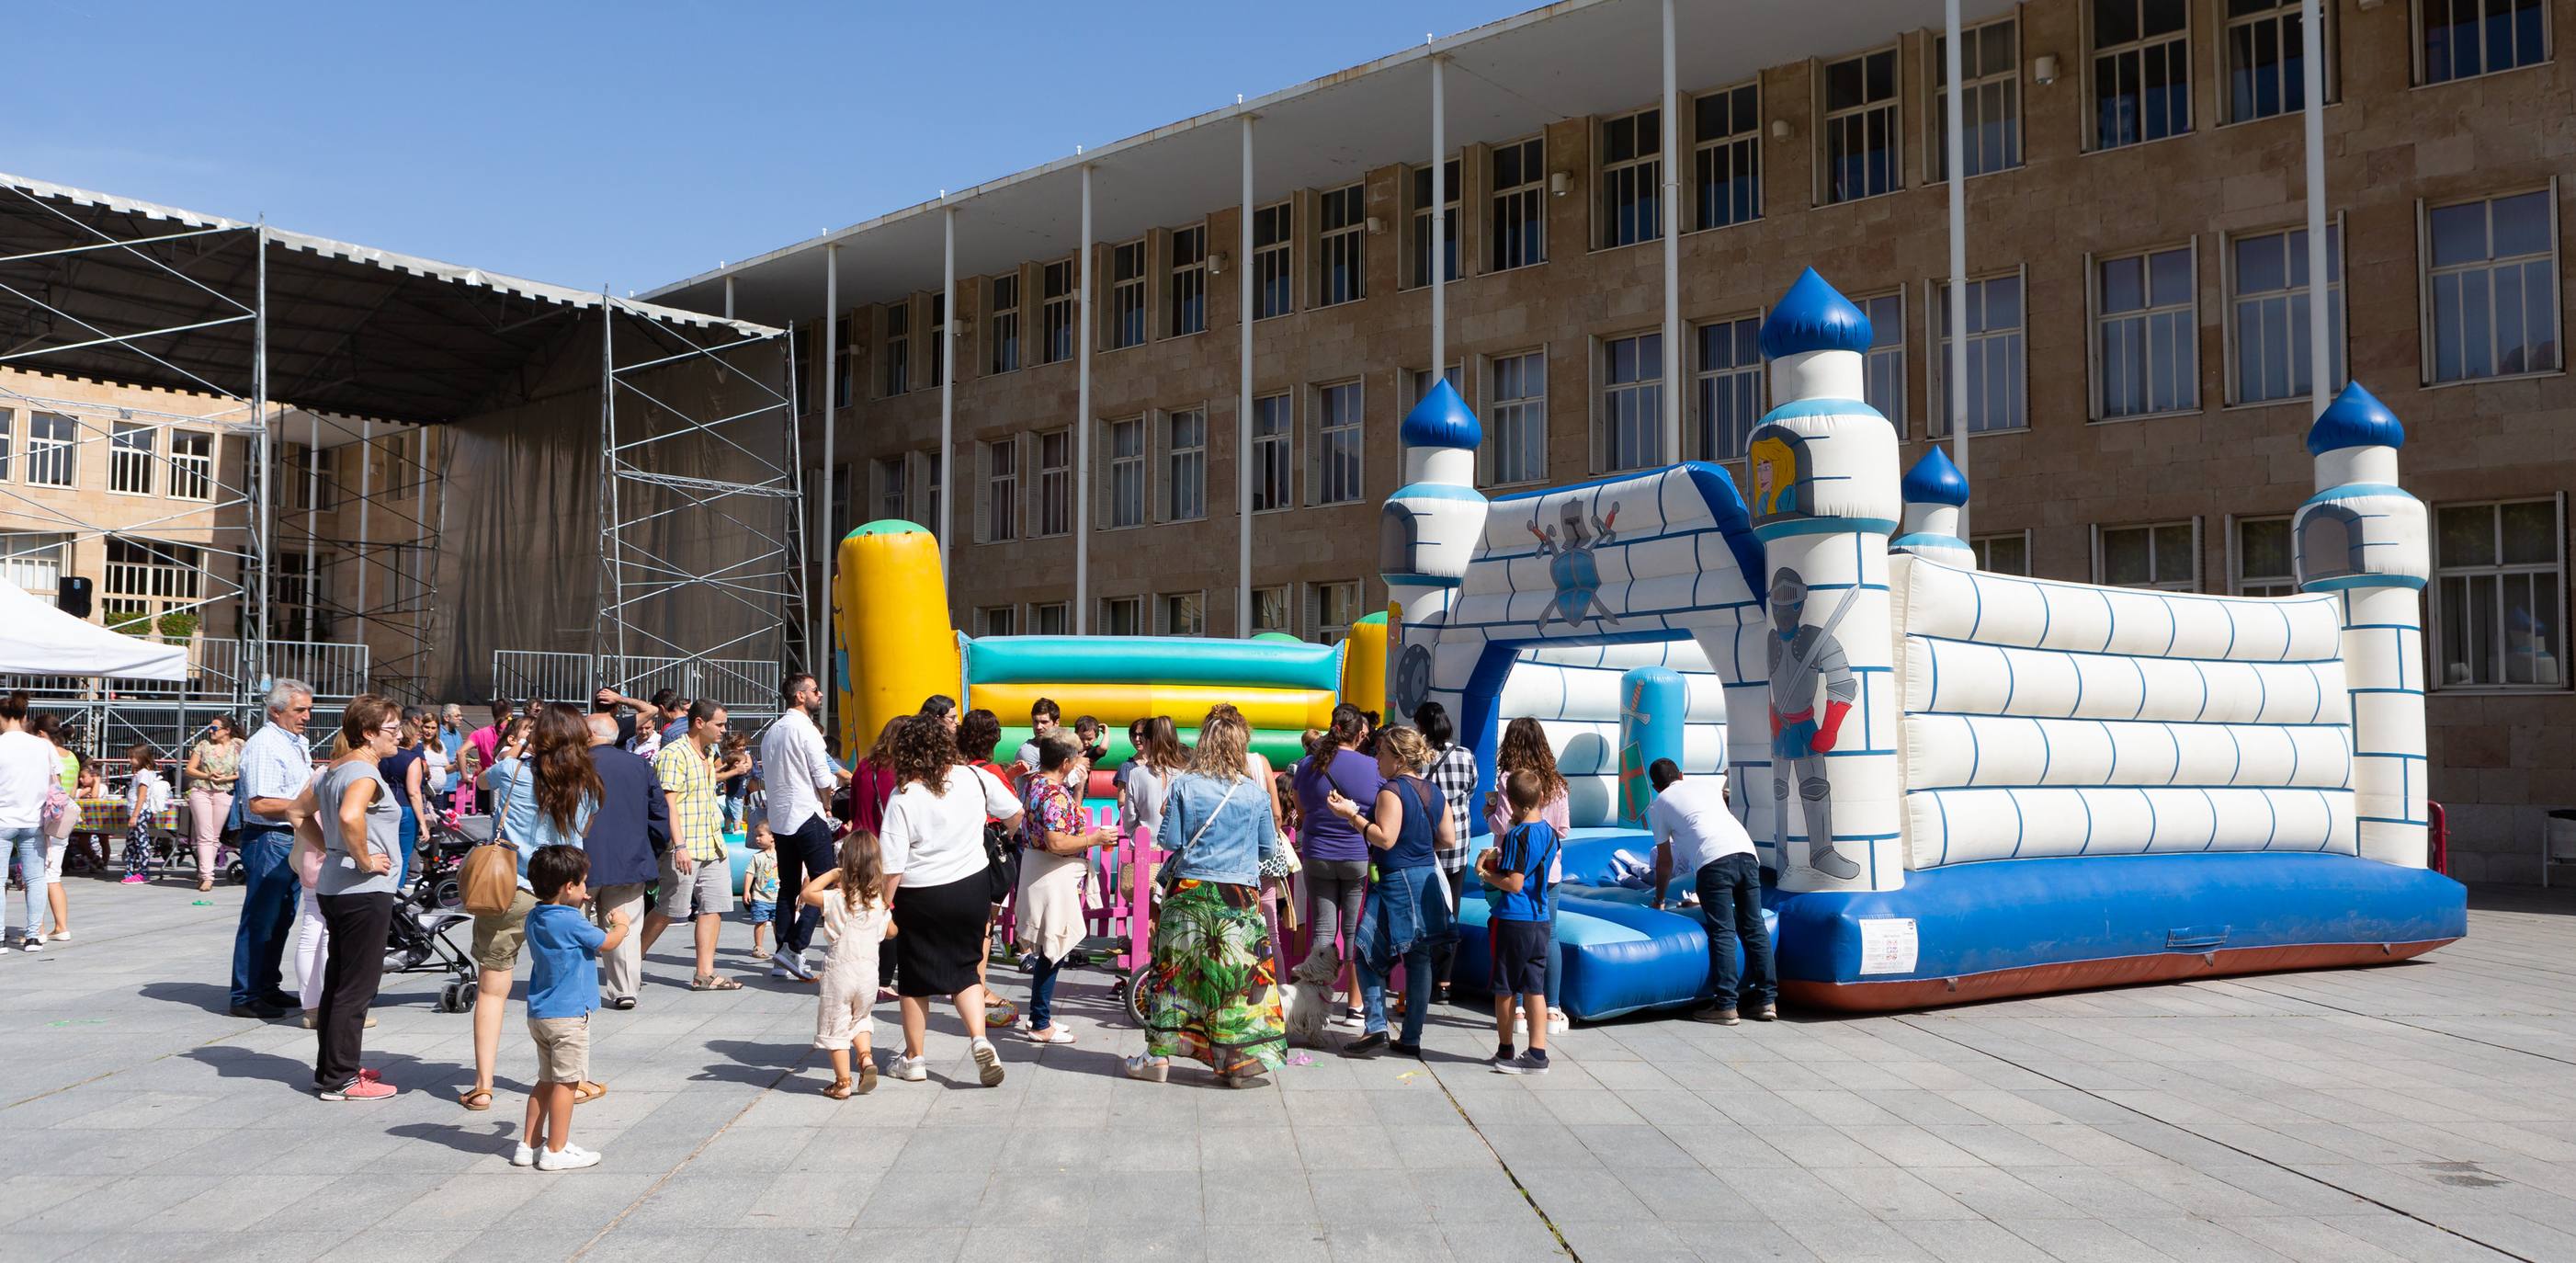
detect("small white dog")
[1285,947,1343,1047]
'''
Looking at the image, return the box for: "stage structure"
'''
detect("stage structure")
[0,173,804,748]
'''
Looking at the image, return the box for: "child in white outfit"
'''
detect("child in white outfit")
[803,829,892,1098]
[121,745,171,883]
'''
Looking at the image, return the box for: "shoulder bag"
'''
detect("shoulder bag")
[460,764,525,916]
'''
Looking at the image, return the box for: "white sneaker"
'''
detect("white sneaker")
[1330,1009,1365,1030]
[970,1037,1005,1087]
[20,939,41,953]
[890,1054,929,1082]
[1548,1012,1570,1036]
[785,951,817,982]
[535,1144,600,1172]
[510,1143,539,1167]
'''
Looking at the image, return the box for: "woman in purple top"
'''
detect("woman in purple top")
[1289,705,1381,1028]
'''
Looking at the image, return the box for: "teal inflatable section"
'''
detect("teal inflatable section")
[965,635,1344,690]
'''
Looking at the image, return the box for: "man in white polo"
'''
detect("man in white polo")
[757,673,846,980]
[1645,759,1775,1026]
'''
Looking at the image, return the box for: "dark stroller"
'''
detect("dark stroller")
[383,875,478,1012]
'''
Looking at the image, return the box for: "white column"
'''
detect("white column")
[1431,55,1447,378]
[941,206,957,576]
[722,274,734,320]
[820,245,838,672]
[1074,165,1094,634]
[1945,0,1970,537]
[2301,0,2330,418]
[1658,0,1681,464]
[353,418,370,652]
[1238,117,1256,638]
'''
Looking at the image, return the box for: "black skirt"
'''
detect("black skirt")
[892,873,989,997]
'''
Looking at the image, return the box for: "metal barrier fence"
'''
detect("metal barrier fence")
[0,638,371,702]
[491,651,779,717]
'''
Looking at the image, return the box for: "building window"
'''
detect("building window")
[928,293,947,388]
[0,532,69,593]
[1409,160,1460,289]
[792,325,813,415]
[834,321,854,409]
[2229,225,2345,404]
[1692,316,1765,461]
[1599,332,1664,472]
[2226,0,2324,124]
[2233,517,2298,597]
[1106,417,1146,529]
[1859,292,1907,429]
[1692,84,1761,231]
[1253,393,1292,512]
[1108,240,1148,349]
[873,455,907,522]
[830,462,851,543]
[1823,49,1901,204]
[1169,225,1208,336]
[1033,601,1070,635]
[1314,381,1364,506]
[1036,429,1072,537]
[26,412,75,488]
[982,438,1018,543]
[1158,592,1205,637]
[1319,185,1366,307]
[1406,366,1462,414]
[2097,521,2199,591]
[979,606,1016,638]
[168,430,214,501]
[106,537,206,634]
[1102,596,1145,637]
[2434,499,2563,688]
[109,422,155,495]
[1252,586,1290,633]
[1599,107,1662,247]
[919,450,942,538]
[2095,244,2198,418]
[1933,274,2027,435]
[1253,202,1293,320]
[0,409,12,480]
[881,302,910,396]
[1492,137,1547,272]
[990,274,1022,374]
[2420,0,2548,85]
[2426,189,2561,383]
[1973,531,2031,576]
[1933,18,2021,179]
[1311,580,1363,645]
[1040,259,1077,364]
[1165,409,1207,522]
[2093,0,2192,150]
[1485,351,1548,487]
[281,440,335,509]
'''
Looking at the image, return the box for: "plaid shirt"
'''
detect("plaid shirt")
[1425,743,1479,872]
[654,742,726,862]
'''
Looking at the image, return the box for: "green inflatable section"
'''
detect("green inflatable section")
[967,635,1342,690]
[994,725,1311,771]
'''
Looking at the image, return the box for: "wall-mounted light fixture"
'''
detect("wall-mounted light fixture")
[1366,215,1387,235]
[1548,171,1572,197]
[1770,119,1793,141]
[2033,53,2060,85]
[1209,251,1230,276]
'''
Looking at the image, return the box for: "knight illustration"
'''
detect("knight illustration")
[1530,499,1621,628]
[1766,568,1861,881]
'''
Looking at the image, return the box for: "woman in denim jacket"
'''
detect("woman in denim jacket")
[1125,709,1287,1087]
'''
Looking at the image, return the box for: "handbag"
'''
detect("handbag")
[460,765,525,916]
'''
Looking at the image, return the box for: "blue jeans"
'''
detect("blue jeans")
[1356,865,1452,1044]
[229,826,301,1007]
[1025,951,1063,1030]
[1697,853,1775,1009]
[5,826,44,941]
[395,808,419,890]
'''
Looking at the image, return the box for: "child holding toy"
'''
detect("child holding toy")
[1478,769,1560,1075]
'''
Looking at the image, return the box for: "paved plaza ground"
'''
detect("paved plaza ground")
[2,877,2571,1262]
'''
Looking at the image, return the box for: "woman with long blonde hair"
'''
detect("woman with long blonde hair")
[1126,708,1287,1087]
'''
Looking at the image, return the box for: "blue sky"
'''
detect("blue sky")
[3,0,1510,296]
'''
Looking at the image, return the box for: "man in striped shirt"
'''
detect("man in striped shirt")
[643,702,738,991]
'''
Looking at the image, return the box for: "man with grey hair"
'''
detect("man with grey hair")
[230,679,318,1018]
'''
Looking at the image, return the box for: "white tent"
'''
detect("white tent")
[0,580,187,681]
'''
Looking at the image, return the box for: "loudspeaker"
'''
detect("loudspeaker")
[57,575,92,619]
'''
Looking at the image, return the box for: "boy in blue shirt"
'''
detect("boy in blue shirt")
[518,845,628,1171]
[1478,770,1559,1075]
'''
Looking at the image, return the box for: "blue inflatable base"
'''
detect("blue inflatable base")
[1450,832,2466,1019]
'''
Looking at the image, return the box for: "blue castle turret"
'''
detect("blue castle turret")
[1381,378,1488,589]
[1892,447,1974,568]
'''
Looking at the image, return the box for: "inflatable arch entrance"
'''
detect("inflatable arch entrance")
[1381,268,2465,1015]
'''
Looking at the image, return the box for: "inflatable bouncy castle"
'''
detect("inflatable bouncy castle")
[1387,269,2465,1016]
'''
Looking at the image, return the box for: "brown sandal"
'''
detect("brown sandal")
[689,974,743,991]
[571,1081,607,1104]
[822,1077,853,1099]
[458,1087,494,1111]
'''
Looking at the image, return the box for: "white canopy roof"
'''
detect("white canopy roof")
[0,581,187,681]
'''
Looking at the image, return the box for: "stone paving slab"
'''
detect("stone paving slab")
[4,874,2573,1261]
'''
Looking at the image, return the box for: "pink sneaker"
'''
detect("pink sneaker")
[119,874,148,885]
[319,1076,395,1102]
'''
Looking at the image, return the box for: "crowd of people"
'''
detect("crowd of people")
[3,661,1782,1170]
